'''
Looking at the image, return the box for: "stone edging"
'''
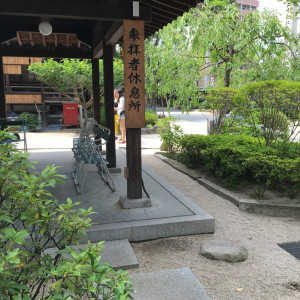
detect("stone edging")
[155,153,300,217]
[141,125,159,135]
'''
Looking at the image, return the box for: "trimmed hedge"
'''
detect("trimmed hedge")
[145,111,158,126]
[177,134,300,197]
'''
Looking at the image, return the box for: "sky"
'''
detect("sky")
[258,0,289,24]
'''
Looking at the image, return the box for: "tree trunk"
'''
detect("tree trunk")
[151,92,156,109]
[224,66,232,87]
[161,95,165,117]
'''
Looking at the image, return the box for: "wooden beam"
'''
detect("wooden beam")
[42,35,46,47]
[140,0,182,16]
[0,46,92,59]
[93,22,123,59]
[28,32,34,46]
[151,16,170,27]
[66,34,70,47]
[93,40,103,59]
[147,23,162,31]
[172,0,195,8]
[152,0,188,12]
[0,56,7,119]
[54,34,57,47]
[16,32,22,46]
[0,1,152,22]
[152,10,174,21]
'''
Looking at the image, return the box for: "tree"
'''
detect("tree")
[237,80,300,147]
[206,88,239,134]
[145,1,299,110]
[29,58,124,125]
[0,131,133,299]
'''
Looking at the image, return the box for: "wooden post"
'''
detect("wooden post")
[92,59,101,125]
[40,82,46,126]
[0,56,7,120]
[103,45,116,168]
[126,128,142,198]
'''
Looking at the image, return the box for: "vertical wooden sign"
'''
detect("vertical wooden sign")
[123,20,145,128]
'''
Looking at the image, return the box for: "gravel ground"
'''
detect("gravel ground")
[128,149,300,300]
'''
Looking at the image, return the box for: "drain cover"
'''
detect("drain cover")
[278,241,300,260]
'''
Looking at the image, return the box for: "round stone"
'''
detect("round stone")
[200,240,248,263]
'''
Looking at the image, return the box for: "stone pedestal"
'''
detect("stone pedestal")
[119,195,152,209]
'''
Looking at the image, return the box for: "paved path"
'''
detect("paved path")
[156,108,213,135]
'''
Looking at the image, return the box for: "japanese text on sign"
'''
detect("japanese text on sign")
[123,20,145,128]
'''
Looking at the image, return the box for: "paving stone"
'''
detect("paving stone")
[200,240,248,263]
[130,268,212,300]
[45,239,139,270]
[100,239,139,270]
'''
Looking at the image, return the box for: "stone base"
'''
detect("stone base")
[108,167,122,173]
[119,195,152,208]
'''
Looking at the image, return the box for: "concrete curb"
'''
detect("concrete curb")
[155,153,300,217]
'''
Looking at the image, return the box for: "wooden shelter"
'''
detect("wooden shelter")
[0,0,200,202]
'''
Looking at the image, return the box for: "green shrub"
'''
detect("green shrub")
[158,116,183,153]
[174,133,300,197]
[19,112,41,131]
[205,88,240,134]
[238,80,300,147]
[0,130,134,299]
[145,111,158,126]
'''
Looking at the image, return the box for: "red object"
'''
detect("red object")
[63,103,78,126]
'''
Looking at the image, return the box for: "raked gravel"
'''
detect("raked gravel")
[128,149,300,300]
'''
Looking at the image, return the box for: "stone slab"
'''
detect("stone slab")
[30,150,215,242]
[100,239,139,270]
[83,214,215,243]
[130,267,212,300]
[45,239,139,270]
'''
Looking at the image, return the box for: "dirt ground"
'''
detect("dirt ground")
[128,150,300,300]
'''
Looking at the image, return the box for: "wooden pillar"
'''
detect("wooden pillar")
[123,20,145,200]
[103,45,116,168]
[40,82,47,126]
[0,56,7,120]
[126,128,142,198]
[92,59,101,125]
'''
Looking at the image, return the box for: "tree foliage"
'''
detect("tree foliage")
[145,1,299,111]
[28,58,124,125]
[236,80,300,147]
[206,88,239,134]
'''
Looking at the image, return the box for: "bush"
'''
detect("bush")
[173,133,300,197]
[158,116,183,153]
[19,112,41,131]
[145,111,158,126]
[0,130,134,299]
[237,80,300,147]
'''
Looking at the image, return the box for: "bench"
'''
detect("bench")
[71,122,115,193]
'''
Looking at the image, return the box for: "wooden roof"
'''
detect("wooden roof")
[0,0,201,59]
